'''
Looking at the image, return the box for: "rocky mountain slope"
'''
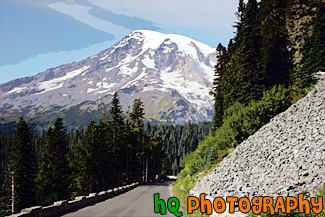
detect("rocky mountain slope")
[191,75,325,214]
[0,30,216,124]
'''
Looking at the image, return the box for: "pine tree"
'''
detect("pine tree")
[148,131,164,180]
[69,120,97,196]
[37,117,70,205]
[224,39,243,107]
[211,43,228,131]
[260,0,292,87]
[109,92,124,183]
[96,119,115,189]
[148,122,210,175]
[6,116,36,213]
[129,99,145,129]
[237,0,265,102]
[122,120,132,183]
[128,98,145,182]
[234,0,246,39]
[109,92,124,131]
[299,1,325,87]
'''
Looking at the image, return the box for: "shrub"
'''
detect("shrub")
[177,85,294,191]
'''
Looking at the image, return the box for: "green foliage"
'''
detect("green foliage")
[177,86,292,189]
[260,0,292,88]
[0,133,12,174]
[108,92,125,184]
[211,43,227,131]
[0,94,170,209]
[109,92,124,130]
[237,0,264,102]
[1,1,323,214]
[146,131,165,181]
[6,116,36,213]
[149,122,211,175]
[129,98,145,131]
[128,98,145,182]
[36,117,70,205]
[297,1,325,88]
[69,119,115,196]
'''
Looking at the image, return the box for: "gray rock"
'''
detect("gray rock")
[191,75,325,202]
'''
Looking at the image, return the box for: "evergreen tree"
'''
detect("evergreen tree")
[129,99,145,130]
[299,1,325,87]
[109,92,124,183]
[96,119,116,189]
[128,99,145,182]
[260,0,292,87]
[211,44,225,131]
[6,116,36,213]
[237,0,264,102]
[149,122,210,175]
[109,92,124,131]
[122,120,132,183]
[224,39,243,107]
[69,120,97,196]
[234,0,246,40]
[0,132,12,174]
[148,131,165,180]
[37,117,70,205]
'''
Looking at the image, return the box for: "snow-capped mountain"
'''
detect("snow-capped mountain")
[0,30,216,124]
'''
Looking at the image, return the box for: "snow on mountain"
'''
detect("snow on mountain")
[0,30,216,124]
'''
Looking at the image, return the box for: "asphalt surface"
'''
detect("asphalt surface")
[61,182,177,217]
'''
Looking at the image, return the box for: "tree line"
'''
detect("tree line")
[175,0,324,197]
[148,122,210,175]
[0,92,210,215]
[211,0,325,131]
[0,93,166,215]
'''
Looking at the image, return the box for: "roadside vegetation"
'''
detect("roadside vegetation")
[173,0,325,216]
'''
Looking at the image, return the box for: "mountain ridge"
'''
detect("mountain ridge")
[0,30,216,125]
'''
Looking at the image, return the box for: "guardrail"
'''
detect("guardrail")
[8,182,140,217]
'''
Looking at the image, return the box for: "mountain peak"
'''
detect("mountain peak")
[127,30,215,58]
[1,31,216,125]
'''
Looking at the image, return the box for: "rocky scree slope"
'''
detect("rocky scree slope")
[192,76,325,200]
[0,30,216,124]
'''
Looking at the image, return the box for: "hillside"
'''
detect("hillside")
[192,75,325,200]
[172,1,325,215]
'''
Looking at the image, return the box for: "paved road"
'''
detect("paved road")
[61,182,177,217]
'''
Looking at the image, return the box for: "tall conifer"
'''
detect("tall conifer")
[211,43,228,131]
[300,1,325,87]
[238,0,264,101]
[109,92,124,183]
[110,92,124,129]
[129,99,145,182]
[7,116,36,213]
[37,117,70,205]
[260,0,292,87]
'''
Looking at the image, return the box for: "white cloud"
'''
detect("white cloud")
[48,2,131,38]
[89,0,237,30]
[0,40,114,84]
[0,0,238,83]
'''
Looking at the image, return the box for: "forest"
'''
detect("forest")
[0,92,210,215]
[173,0,325,216]
[1,0,325,216]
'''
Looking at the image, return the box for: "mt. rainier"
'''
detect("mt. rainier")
[0,30,216,125]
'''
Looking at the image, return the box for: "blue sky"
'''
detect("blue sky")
[0,0,238,84]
